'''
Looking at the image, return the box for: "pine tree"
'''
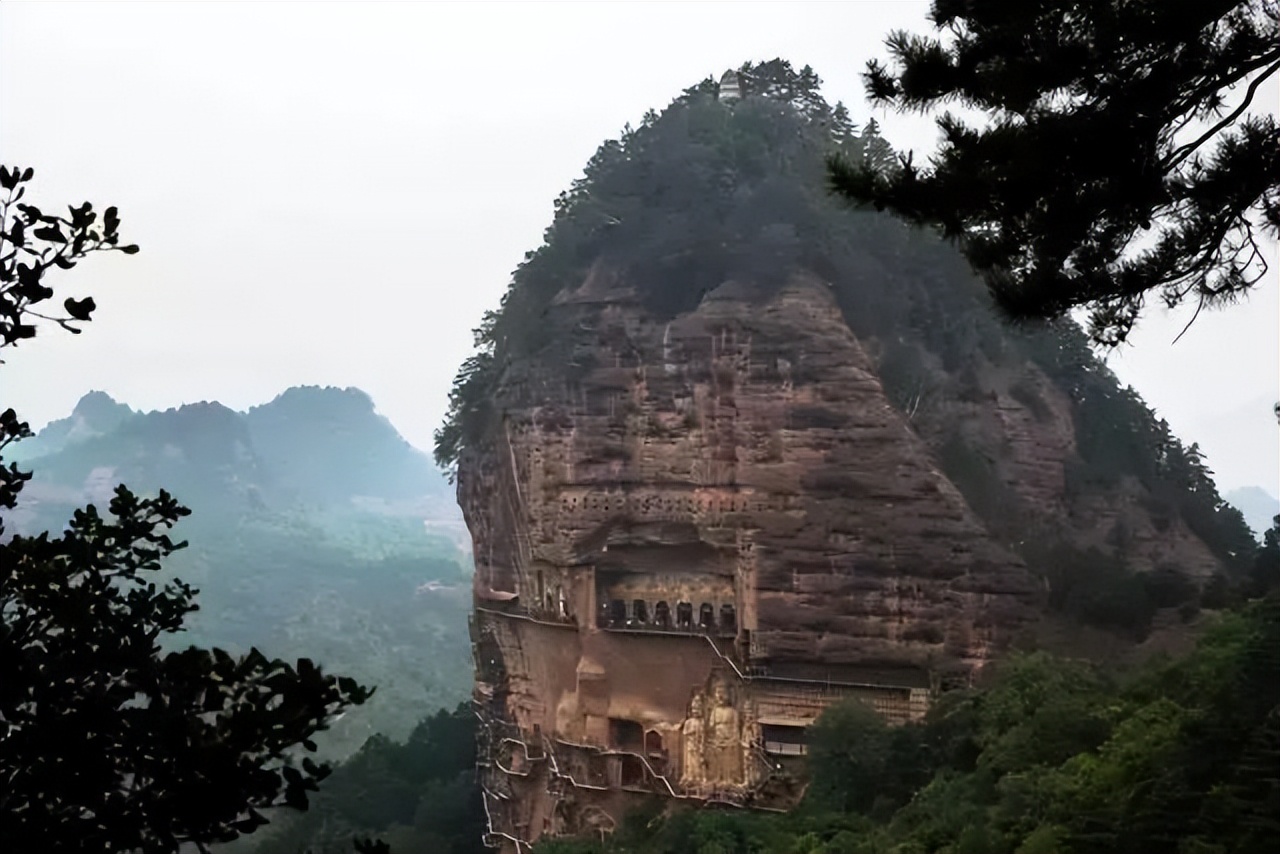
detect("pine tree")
[830,101,858,146]
[858,118,897,176]
[830,0,1280,345]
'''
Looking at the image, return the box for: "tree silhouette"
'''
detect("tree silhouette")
[830,0,1280,345]
[0,166,372,854]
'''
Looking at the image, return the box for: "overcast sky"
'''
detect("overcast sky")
[1,1,1275,495]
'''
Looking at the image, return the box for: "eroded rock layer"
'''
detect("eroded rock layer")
[461,274,1039,847]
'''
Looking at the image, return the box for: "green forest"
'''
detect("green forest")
[533,587,1280,854]
[8,388,474,758]
[162,509,472,757]
[246,705,486,854]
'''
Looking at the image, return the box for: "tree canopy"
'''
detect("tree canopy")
[251,704,486,854]
[531,587,1280,854]
[0,166,373,853]
[829,0,1280,345]
[433,60,969,470]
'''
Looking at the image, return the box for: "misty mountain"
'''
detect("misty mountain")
[245,386,445,508]
[1226,486,1280,538]
[8,389,136,463]
[11,385,455,531]
[21,400,270,523]
[4,386,472,756]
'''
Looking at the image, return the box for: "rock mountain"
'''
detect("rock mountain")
[4,385,472,757]
[9,385,454,533]
[438,63,1258,847]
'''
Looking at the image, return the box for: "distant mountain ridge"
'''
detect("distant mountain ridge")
[9,390,137,462]
[2,386,474,755]
[245,386,442,506]
[8,386,455,533]
[1225,486,1280,539]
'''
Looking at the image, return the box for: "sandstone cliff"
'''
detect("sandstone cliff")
[461,273,1038,844]
[443,62,1255,848]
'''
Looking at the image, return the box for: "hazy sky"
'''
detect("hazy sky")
[1,1,1275,495]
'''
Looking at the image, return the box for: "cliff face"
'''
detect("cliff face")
[449,63,1255,849]
[905,354,1227,581]
[461,274,1039,844]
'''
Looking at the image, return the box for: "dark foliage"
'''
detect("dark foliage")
[1,493,373,852]
[536,597,1280,854]
[0,164,138,349]
[0,167,372,854]
[251,705,486,854]
[829,0,1280,345]
[806,700,932,817]
[1249,516,1280,594]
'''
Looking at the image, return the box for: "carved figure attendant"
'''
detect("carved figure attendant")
[681,692,706,791]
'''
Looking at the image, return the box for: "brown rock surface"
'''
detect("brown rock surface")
[449,64,1250,848]
[461,274,1040,848]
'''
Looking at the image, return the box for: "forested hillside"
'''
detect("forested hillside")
[7,386,473,755]
[248,705,487,854]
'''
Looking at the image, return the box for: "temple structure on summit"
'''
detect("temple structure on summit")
[718,69,742,102]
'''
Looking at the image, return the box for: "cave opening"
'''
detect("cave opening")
[620,754,645,787]
[699,603,715,629]
[608,717,644,751]
[720,603,736,633]
[762,724,808,756]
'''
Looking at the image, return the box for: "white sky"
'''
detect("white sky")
[1,1,1276,495]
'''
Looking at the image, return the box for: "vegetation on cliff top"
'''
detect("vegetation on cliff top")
[435,60,1258,630]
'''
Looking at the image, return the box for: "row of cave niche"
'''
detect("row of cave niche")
[598,598,736,635]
